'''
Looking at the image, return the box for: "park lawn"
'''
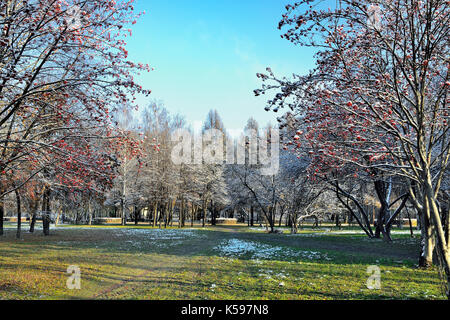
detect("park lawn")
[0,224,446,300]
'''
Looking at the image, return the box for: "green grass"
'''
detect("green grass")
[0,223,445,300]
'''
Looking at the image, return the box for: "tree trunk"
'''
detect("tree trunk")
[279,206,285,227]
[250,205,254,227]
[406,206,414,238]
[202,199,207,227]
[291,214,298,234]
[171,199,176,227]
[29,199,38,233]
[441,199,450,249]
[210,200,216,226]
[179,198,184,228]
[334,183,374,238]
[42,188,50,236]
[164,202,168,228]
[153,202,158,227]
[0,195,4,236]
[134,206,139,225]
[424,180,450,298]
[181,202,185,228]
[121,199,126,226]
[267,206,275,233]
[88,201,93,226]
[15,189,21,239]
[374,179,392,242]
[55,206,62,226]
[191,204,196,228]
[419,207,435,268]
[336,214,341,230]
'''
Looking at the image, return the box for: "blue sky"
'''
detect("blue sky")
[127,0,319,136]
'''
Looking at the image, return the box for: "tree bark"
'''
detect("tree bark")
[134,206,139,225]
[424,180,450,298]
[179,198,184,228]
[406,206,414,238]
[55,206,62,226]
[88,201,93,225]
[42,187,50,236]
[202,199,207,227]
[210,200,216,226]
[15,189,21,239]
[191,204,196,228]
[120,198,126,226]
[267,206,275,233]
[163,202,168,228]
[29,199,38,233]
[335,185,374,238]
[153,202,158,227]
[0,195,4,236]
[373,179,392,241]
[171,199,176,227]
[278,205,285,227]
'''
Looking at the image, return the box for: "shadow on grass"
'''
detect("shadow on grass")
[0,226,424,266]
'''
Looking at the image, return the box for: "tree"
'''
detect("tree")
[256,0,449,296]
[230,124,283,233]
[133,103,181,227]
[200,110,229,226]
[0,0,150,234]
[278,151,326,234]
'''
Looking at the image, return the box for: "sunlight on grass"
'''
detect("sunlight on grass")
[0,226,445,300]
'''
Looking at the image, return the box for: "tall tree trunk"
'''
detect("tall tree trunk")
[29,199,38,233]
[15,189,21,239]
[134,206,139,225]
[202,199,207,227]
[441,198,450,249]
[374,179,392,241]
[424,180,450,298]
[336,214,341,230]
[0,195,4,236]
[55,206,62,226]
[153,202,158,227]
[121,198,126,226]
[181,202,185,228]
[179,198,184,228]
[171,199,176,227]
[419,207,435,268]
[291,214,299,234]
[210,200,216,226]
[406,206,414,238]
[191,204,195,228]
[164,202,169,228]
[267,206,275,233]
[250,205,254,227]
[42,188,50,236]
[279,205,285,227]
[88,201,93,226]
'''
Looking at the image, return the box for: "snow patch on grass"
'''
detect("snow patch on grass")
[214,239,331,261]
[115,229,205,250]
[116,228,203,240]
[55,228,205,251]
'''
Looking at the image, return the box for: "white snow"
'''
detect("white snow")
[214,238,331,261]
